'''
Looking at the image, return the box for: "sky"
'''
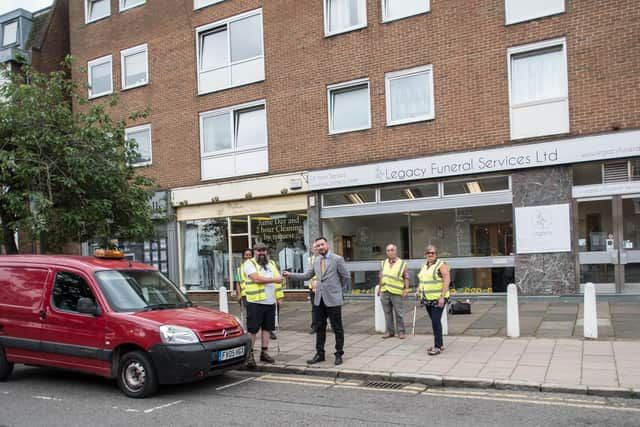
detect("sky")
[0,0,54,15]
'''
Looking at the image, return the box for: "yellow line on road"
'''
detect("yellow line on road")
[258,374,336,385]
[255,378,330,388]
[434,389,607,405]
[334,385,418,395]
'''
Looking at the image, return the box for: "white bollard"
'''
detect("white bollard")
[219,285,229,313]
[441,303,448,336]
[374,285,386,333]
[583,282,598,339]
[507,283,520,338]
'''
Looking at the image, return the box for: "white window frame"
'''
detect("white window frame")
[87,54,113,99]
[125,123,152,167]
[381,0,430,23]
[195,8,265,95]
[327,78,371,135]
[385,64,435,126]
[194,0,225,10]
[120,43,149,90]
[507,37,569,139]
[505,0,565,25]
[85,0,111,24]
[119,0,146,12]
[2,20,18,47]
[323,0,368,37]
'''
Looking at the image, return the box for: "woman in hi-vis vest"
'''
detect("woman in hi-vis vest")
[417,245,451,356]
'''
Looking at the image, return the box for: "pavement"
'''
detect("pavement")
[212,298,640,398]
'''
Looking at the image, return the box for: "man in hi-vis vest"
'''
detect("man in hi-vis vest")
[244,242,284,369]
[377,243,410,339]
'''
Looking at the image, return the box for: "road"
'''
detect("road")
[1,365,640,426]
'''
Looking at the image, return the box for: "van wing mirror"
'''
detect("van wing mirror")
[77,297,102,317]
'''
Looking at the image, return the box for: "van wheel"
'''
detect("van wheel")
[117,351,158,398]
[0,346,14,381]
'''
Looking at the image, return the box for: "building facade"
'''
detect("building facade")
[62,0,640,296]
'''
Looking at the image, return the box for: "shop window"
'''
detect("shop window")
[631,160,640,181]
[125,124,152,166]
[324,0,367,36]
[382,0,429,22]
[194,0,225,10]
[199,100,268,180]
[52,272,97,313]
[120,0,145,11]
[508,38,568,140]
[85,0,111,23]
[380,182,438,201]
[443,176,509,196]
[385,65,434,126]
[450,267,513,294]
[577,200,612,252]
[182,219,229,291]
[505,0,565,25]
[2,21,17,46]
[323,188,376,207]
[573,163,602,186]
[87,54,113,98]
[121,43,148,90]
[196,9,264,94]
[327,79,371,134]
[622,198,640,251]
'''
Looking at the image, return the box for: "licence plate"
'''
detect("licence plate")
[217,346,245,362]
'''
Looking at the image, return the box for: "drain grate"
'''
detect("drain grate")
[364,381,405,390]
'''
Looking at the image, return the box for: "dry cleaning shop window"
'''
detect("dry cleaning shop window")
[182,219,229,291]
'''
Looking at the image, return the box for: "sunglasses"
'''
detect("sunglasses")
[425,251,436,255]
[255,249,267,252]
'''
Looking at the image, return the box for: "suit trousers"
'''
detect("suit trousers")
[381,291,405,335]
[316,298,344,356]
[309,289,318,330]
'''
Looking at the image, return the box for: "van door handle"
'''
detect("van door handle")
[39,310,46,320]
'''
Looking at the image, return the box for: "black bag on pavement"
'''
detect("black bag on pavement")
[449,301,471,315]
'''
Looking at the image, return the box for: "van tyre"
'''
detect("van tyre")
[117,351,158,398]
[0,346,14,381]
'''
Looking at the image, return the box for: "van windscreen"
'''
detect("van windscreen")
[94,270,192,312]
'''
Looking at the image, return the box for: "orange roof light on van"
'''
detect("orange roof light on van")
[94,249,125,259]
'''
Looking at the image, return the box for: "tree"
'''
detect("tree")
[0,57,155,254]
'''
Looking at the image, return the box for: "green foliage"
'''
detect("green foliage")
[0,56,156,253]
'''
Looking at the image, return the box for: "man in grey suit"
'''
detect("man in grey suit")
[284,237,350,365]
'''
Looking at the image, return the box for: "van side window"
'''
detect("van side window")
[52,271,97,313]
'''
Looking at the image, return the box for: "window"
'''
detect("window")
[380,182,439,201]
[508,38,568,140]
[327,78,371,134]
[199,100,268,180]
[126,124,152,166]
[87,55,113,98]
[51,271,97,314]
[323,189,377,207]
[443,176,510,196]
[120,0,145,12]
[385,65,434,126]
[324,0,367,36]
[382,0,429,22]
[194,0,225,10]
[85,0,111,23]
[2,21,17,46]
[196,9,264,94]
[505,0,565,25]
[121,44,148,89]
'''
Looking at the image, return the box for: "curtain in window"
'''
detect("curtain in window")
[200,28,228,71]
[329,0,365,33]
[89,0,109,20]
[90,62,111,94]
[202,113,231,153]
[124,51,146,87]
[511,47,564,104]
[2,21,17,46]
[332,84,369,131]
[230,15,262,62]
[390,72,430,122]
[385,0,427,20]
[235,107,267,149]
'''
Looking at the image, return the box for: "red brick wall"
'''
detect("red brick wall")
[31,0,70,74]
[67,0,640,190]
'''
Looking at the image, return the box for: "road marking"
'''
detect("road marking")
[255,378,329,388]
[1,391,9,395]
[32,395,63,402]
[216,377,255,391]
[143,400,183,414]
[422,390,640,413]
[258,375,336,385]
[435,389,607,405]
[125,409,140,413]
[334,385,418,395]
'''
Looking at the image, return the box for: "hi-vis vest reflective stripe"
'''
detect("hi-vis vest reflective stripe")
[307,255,317,289]
[237,261,249,297]
[380,258,407,295]
[418,259,449,301]
[245,259,284,302]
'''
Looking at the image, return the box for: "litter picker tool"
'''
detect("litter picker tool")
[412,293,418,336]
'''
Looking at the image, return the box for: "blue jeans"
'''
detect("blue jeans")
[426,303,444,349]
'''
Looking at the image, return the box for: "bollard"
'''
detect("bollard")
[583,282,598,339]
[507,283,520,338]
[441,302,448,336]
[374,285,386,333]
[219,285,229,313]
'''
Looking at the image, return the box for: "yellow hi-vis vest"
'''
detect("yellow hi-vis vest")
[307,255,317,289]
[244,259,284,302]
[380,258,408,295]
[236,261,249,297]
[418,259,449,301]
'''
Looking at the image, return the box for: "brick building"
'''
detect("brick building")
[59,0,639,295]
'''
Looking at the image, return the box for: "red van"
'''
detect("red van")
[0,254,250,398]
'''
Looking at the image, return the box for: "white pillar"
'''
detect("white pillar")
[219,286,229,313]
[441,303,448,336]
[507,283,520,338]
[374,285,386,333]
[583,282,598,339]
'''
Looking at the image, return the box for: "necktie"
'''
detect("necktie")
[320,257,326,275]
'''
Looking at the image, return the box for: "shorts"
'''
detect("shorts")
[246,302,276,334]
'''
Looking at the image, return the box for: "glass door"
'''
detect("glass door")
[621,196,640,293]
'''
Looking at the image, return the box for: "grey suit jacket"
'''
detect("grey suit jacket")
[288,251,350,307]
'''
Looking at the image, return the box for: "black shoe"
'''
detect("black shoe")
[269,331,277,340]
[307,353,325,365]
[260,351,275,364]
[334,355,343,366]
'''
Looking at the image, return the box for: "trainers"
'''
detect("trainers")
[260,351,275,364]
[246,352,257,370]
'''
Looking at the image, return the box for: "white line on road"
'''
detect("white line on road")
[216,377,255,391]
[32,395,63,402]
[143,400,184,414]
